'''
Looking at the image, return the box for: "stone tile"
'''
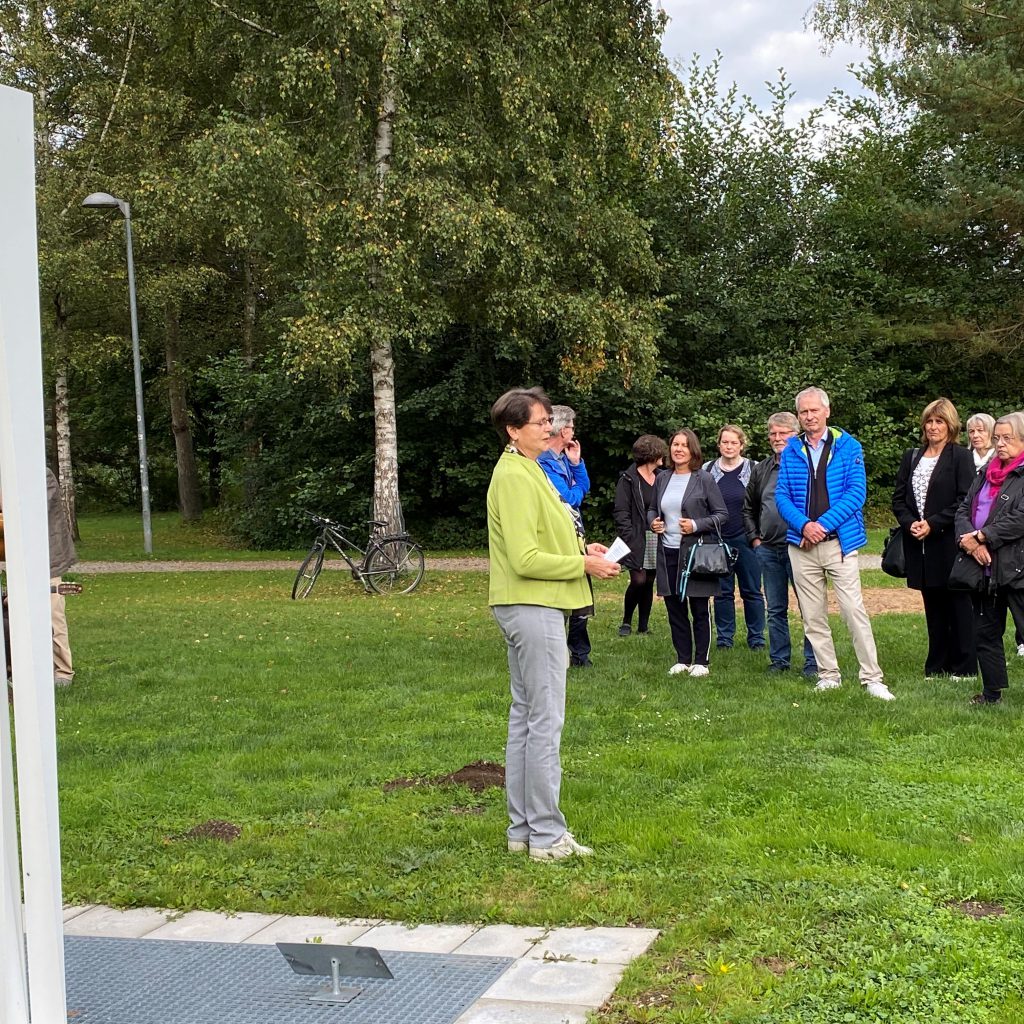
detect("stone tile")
[243,915,374,945]
[145,910,280,943]
[482,958,625,1006]
[526,926,659,964]
[351,922,479,953]
[454,999,590,1024]
[452,925,548,960]
[62,904,95,922]
[64,906,170,938]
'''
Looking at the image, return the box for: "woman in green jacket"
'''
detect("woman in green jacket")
[487,388,619,861]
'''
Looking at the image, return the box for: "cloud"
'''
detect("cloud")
[657,0,871,111]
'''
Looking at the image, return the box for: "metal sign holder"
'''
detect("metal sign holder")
[277,942,394,1005]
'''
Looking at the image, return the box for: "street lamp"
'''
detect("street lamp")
[82,191,152,554]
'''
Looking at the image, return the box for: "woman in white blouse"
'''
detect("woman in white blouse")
[892,398,976,678]
[967,413,996,471]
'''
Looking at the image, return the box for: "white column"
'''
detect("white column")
[0,83,68,1024]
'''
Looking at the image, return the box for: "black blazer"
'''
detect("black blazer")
[954,460,1024,590]
[612,463,664,570]
[892,443,975,590]
[647,469,727,599]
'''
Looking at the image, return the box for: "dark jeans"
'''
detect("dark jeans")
[754,543,816,672]
[664,547,712,665]
[973,587,1024,697]
[568,611,591,665]
[921,586,975,676]
[622,569,655,632]
[714,532,765,648]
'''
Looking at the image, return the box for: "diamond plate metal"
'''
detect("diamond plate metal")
[64,935,513,1024]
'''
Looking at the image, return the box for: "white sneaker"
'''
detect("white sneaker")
[688,664,710,677]
[529,832,594,861]
[864,681,896,701]
[668,663,691,675]
[507,839,528,853]
[814,678,842,692]
[1018,644,1024,658]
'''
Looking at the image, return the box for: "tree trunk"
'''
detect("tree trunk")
[164,307,203,520]
[370,5,403,534]
[54,362,78,542]
[242,251,259,506]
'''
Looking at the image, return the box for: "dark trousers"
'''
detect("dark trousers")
[972,587,1024,696]
[921,586,976,676]
[755,542,816,672]
[622,569,655,632]
[567,612,591,665]
[664,548,712,666]
[713,532,766,648]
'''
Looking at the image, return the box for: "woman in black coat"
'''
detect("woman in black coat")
[954,410,1024,704]
[648,428,727,678]
[892,398,976,678]
[612,434,668,636]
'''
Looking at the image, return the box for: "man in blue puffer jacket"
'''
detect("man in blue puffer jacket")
[776,386,895,701]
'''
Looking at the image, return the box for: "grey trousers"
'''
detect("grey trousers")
[493,604,568,849]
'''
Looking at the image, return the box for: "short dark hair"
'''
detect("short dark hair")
[490,387,552,444]
[668,428,702,471]
[632,434,668,466]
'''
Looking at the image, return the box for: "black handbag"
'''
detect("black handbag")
[880,526,907,578]
[948,552,987,592]
[681,525,738,596]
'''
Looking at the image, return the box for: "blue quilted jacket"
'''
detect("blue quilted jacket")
[775,427,868,556]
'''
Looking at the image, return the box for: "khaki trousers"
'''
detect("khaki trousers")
[51,576,74,682]
[788,540,882,685]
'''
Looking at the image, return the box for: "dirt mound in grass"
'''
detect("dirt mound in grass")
[178,819,242,842]
[383,760,505,793]
[948,900,1006,919]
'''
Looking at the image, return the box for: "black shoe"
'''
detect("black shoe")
[636,627,650,635]
[749,643,766,651]
[570,658,594,669]
[969,692,1002,705]
[716,643,732,650]
[766,663,790,674]
[617,623,632,637]
[802,667,818,679]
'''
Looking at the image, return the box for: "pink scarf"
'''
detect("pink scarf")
[985,448,1024,496]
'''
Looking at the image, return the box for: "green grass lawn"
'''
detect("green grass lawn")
[51,568,1024,1021]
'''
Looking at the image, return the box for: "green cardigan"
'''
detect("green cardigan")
[487,450,590,610]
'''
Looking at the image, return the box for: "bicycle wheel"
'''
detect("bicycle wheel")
[292,539,327,599]
[365,539,425,595]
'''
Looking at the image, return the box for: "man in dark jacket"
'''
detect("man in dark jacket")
[743,412,817,676]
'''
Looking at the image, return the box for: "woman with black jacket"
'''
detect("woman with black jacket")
[954,410,1024,704]
[648,428,728,677]
[612,435,668,636]
[892,398,976,678]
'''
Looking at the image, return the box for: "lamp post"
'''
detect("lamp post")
[82,191,152,554]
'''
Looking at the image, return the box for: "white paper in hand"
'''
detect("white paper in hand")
[602,537,631,563]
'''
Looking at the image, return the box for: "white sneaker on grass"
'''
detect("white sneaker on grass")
[864,681,896,701]
[668,663,691,675]
[1018,643,1024,657]
[688,664,710,677]
[814,678,842,692]
[529,832,593,861]
[507,839,528,853]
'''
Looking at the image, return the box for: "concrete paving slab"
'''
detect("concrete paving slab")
[352,921,479,953]
[62,904,95,922]
[144,909,280,943]
[526,926,659,964]
[242,914,375,945]
[482,958,626,1006]
[64,905,170,938]
[453,925,548,959]
[454,998,591,1024]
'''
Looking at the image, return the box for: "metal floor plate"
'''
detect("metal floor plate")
[65,935,513,1024]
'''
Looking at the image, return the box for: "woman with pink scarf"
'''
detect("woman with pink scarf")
[955,411,1024,704]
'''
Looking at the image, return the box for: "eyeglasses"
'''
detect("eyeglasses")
[526,417,553,427]
[994,434,1015,444]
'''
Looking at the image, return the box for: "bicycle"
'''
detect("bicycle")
[291,512,425,599]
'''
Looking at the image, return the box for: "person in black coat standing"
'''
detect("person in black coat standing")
[612,435,668,636]
[892,398,976,678]
[648,428,727,678]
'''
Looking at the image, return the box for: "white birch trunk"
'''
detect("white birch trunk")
[53,364,76,538]
[370,6,403,534]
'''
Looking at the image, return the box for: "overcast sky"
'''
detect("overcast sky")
[658,0,872,122]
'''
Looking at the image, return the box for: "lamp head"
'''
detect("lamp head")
[82,192,129,217]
